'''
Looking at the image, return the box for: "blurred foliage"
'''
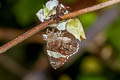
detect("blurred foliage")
[106,17,120,61]
[0,2,1,8]
[77,75,106,80]
[80,56,103,74]
[13,0,48,26]
[63,0,77,4]
[78,12,97,29]
[0,66,20,80]
[97,0,109,3]
[7,43,26,65]
[59,74,72,80]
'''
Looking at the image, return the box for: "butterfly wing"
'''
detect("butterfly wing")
[47,50,67,69]
[46,34,79,69]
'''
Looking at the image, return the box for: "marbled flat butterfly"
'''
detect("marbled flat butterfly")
[43,28,79,69]
[36,0,86,69]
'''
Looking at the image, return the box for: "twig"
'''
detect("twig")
[0,0,120,54]
[61,0,120,19]
[0,20,54,54]
[0,27,44,44]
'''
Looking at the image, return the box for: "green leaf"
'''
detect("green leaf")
[43,6,50,19]
[66,18,86,41]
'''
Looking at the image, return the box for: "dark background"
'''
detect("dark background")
[0,0,120,80]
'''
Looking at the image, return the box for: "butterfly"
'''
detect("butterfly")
[43,28,79,69]
[36,0,86,69]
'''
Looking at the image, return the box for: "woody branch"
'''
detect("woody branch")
[0,0,120,54]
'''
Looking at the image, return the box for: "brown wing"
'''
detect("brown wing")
[48,56,67,69]
[47,38,79,55]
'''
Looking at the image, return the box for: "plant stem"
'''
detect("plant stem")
[0,20,54,53]
[61,0,120,19]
